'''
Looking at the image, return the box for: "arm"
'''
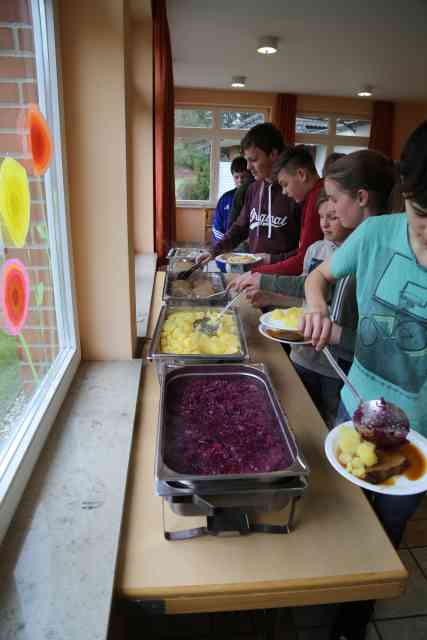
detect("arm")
[252,197,323,275]
[211,196,226,242]
[208,191,251,257]
[302,257,337,350]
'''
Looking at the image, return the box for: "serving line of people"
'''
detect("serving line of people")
[196,119,427,640]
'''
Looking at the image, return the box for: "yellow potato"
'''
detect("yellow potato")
[356,442,378,467]
[160,310,239,355]
[271,307,304,329]
[338,426,361,454]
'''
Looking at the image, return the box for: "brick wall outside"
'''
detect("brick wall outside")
[0,0,59,394]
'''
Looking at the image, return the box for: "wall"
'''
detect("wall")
[58,0,135,359]
[392,102,427,159]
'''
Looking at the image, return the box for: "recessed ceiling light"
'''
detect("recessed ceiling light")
[357,85,373,97]
[257,36,279,55]
[231,75,246,88]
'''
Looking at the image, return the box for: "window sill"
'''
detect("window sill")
[0,360,143,640]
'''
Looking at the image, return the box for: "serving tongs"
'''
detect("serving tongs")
[193,289,246,336]
[176,255,211,280]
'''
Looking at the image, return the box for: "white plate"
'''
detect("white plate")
[258,323,312,346]
[216,253,263,266]
[325,422,427,495]
[260,309,304,332]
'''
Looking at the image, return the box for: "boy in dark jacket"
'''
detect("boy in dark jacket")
[211,156,251,241]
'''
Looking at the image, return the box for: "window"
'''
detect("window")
[0,0,79,543]
[296,114,371,175]
[174,106,268,206]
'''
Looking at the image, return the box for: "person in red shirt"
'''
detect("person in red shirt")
[231,145,323,291]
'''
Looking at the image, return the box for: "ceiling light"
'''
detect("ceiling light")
[257,36,279,55]
[231,75,246,88]
[357,85,373,97]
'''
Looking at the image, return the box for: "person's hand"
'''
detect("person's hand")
[245,287,279,308]
[197,251,212,264]
[254,253,271,264]
[300,305,332,351]
[227,272,261,292]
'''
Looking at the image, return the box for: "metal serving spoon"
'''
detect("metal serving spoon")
[176,255,211,280]
[322,347,410,444]
[193,289,246,336]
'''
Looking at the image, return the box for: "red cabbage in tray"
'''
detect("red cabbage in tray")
[164,376,293,475]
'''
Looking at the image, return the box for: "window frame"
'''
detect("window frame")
[295,111,371,159]
[175,105,269,208]
[0,0,80,545]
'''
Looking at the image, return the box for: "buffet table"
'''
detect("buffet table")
[117,273,407,614]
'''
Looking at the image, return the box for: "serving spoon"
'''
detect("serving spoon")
[176,255,211,280]
[193,289,246,336]
[322,347,410,445]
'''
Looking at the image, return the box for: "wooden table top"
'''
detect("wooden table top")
[116,273,407,614]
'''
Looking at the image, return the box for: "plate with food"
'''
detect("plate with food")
[258,323,311,345]
[215,253,264,273]
[260,307,305,331]
[216,252,263,265]
[325,421,427,495]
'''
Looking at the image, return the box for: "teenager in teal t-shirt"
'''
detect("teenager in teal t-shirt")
[303,125,427,640]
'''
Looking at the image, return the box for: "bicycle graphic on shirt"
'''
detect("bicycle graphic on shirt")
[360,282,427,353]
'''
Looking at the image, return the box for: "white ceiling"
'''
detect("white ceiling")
[167,0,427,101]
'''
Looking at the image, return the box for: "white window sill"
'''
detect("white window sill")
[0,360,142,640]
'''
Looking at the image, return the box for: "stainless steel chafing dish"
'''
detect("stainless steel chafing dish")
[167,257,196,273]
[155,363,309,538]
[162,271,228,305]
[147,303,249,373]
[167,247,206,261]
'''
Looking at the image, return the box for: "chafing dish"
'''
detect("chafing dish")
[167,247,206,261]
[167,257,196,273]
[155,362,309,529]
[162,271,228,305]
[147,304,249,374]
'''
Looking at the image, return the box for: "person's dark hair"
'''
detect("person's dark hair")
[272,145,317,177]
[325,149,396,214]
[230,156,248,174]
[322,152,346,178]
[316,187,329,210]
[399,119,427,210]
[240,123,284,155]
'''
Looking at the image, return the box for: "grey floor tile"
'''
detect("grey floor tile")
[293,604,338,628]
[376,616,427,640]
[412,547,427,576]
[375,550,427,619]
[296,624,378,640]
[410,496,427,520]
[367,624,380,640]
[403,519,427,548]
[297,626,330,640]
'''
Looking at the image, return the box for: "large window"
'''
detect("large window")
[296,114,371,175]
[0,0,79,543]
[175,107,267,206]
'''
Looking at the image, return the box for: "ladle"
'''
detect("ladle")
[322,347,409,444]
